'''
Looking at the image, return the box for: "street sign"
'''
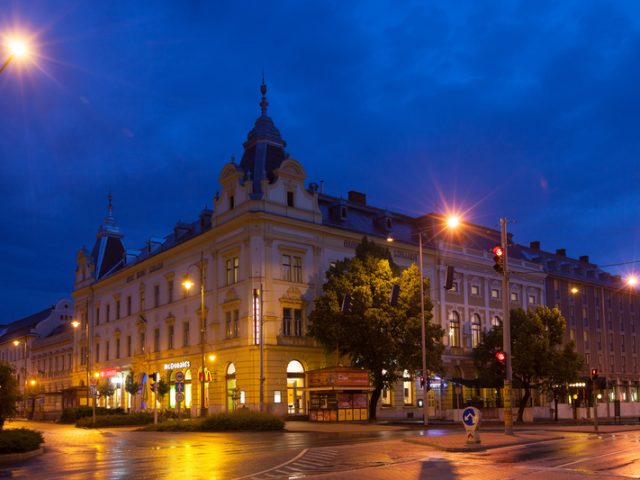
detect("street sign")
[90,377,97,386]
[175,371,185,382]
[89,385,97,396]
[462,406,481,444]
[175,381,184,393]
[176,392,185,403]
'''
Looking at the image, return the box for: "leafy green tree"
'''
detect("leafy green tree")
[0,362,20,430]
[308,237,444,420]
[98,379,115,406]
[125,374,141,412]
[472,325,504,390]
[473,306,579,422]
[157,378,170,401]
[545,342,585,421]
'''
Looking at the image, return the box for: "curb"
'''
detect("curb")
[0,447,44,464]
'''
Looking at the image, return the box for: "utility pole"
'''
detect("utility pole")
[500,218,513,435]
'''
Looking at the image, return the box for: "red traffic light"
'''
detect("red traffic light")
[495,351,506,363]
[492,246,503,257]
[419,376,425,388]
[591,368,598,379]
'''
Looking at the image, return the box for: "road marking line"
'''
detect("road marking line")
[233,448,308,480]
[555,448,629,468]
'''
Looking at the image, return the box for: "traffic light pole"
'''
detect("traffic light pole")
[418,233,429,427]
[500,218,513,435]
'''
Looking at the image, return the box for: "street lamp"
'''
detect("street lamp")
[417,213,461,427]
[1,37,30,74]
[182,252,208,417]
[12,337,29,416]
[72,317,95,424]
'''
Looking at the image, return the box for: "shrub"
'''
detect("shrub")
[0,428,44,453]
[60,407,125,423]
[76,413,154,428]
[141,410,284,432]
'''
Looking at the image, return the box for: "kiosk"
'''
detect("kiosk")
[307,367,372,422]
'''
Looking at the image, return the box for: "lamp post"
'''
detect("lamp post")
[1,38,29,74]
[253,286,265,412]
[13,337,29,416]
[417,214,461,427]
[183,252,208,417]
[499,217,513,435]
[72,315,95,424]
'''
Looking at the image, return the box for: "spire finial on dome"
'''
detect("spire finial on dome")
[260,71,268,115]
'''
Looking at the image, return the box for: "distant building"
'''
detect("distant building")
[0,299,74,418]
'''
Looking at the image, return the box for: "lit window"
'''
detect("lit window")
[471,314,481,348]
[226,257,239,285]
[282,254,303,282]
[511,292,518,302]
[471,285,480,296]
[403,370,413,406]
[283,308,303,337]
[449,311,461,348]
[528,295,536,305]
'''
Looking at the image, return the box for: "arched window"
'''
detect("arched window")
[449,311,461,348]
[226,363,237,411]
[287,360,305,415]
[471,314,482,348]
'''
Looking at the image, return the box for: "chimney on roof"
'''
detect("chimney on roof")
[530,241,540,250]
[348,191,366,205]
[579,255,589,263]
[556,248,566,256]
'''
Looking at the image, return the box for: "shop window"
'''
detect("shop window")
[287,360,305,414]
[403,370,413,406]
[226,363,237,412]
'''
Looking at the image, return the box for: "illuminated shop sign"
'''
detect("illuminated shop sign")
[163,360,191,371]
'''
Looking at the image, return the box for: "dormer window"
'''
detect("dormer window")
[229,195,235,210]
[340,206,347,219]
[287,191,294,207]
[385,218,392,230]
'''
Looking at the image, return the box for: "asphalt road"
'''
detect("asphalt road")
[3,421,640,479]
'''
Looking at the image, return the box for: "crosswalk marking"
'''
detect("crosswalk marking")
[244,448,339,479]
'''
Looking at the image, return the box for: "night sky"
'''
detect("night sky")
[2,1,640,322]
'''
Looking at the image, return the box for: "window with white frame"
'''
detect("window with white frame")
[528,294,536,305]
[491,288,500,299]
[449,311,461,348]
[403,370,413,405]
[510,292,518,302]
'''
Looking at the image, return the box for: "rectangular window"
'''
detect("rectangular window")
[225,311,239,338]
[471,285,480,296]
[528,295,535,305]
[282,308,303,337]
[403,377,413,406]
[96,307,100,325]
[382,388,392,406]
[127,296,132,316]
[294,309,302,336]
[293,256,303,282]
[127,336,132,357]
[491,289,499,299]
[139,289,145,312]
[154,285,160,308]
[95,343,100,363]
[183,322,190,347]
[106,341,110,361]
[451,282,459,293]
[226,257,239,285]
[168,280,174,303]
[282,255,291,281]
[140,332,145,354]
[116,338,120,359]
[116,300,121,319]
[168,325,174,350]
[511,292,518,302]
[106,304,110,322]
[287,191,294,207]
[154,328,160,352]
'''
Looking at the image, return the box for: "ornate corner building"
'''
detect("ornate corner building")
[65,83,640,421]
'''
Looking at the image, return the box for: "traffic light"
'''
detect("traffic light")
[492,246,504,274]
[444,266,455,290]
[591,368,598,379]
[495,351,506,363]
[341,294,354,313]
[419,376,425,388]
[389,284,400,306]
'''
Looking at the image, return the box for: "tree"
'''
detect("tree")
[308,237,444,420]
[125,374,141,412]
[545,342,585,421]
[0,362,20,430]
[98,379,115,407]
[472,325,505,391]
[473,306,580,422]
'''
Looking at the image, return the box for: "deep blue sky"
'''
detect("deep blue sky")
[2,0,640,322]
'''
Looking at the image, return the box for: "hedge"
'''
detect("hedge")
[60,407,125,423]
[142,410,284,432]
[76,413,154,428]
[0,428,44,453]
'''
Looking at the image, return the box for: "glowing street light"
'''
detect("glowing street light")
[1,36,31,74]
[627,275,638,287]
[570,287,579,295]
